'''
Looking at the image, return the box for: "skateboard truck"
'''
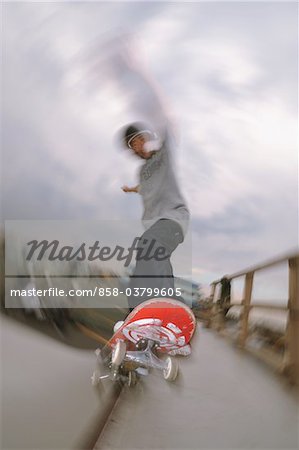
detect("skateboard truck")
[111,339,179,383]
[92,338,179,387]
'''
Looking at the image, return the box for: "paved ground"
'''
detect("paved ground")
[0,315,113,450]
[96,325,299,450]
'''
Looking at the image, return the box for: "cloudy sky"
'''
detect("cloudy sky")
[2,2,298,300]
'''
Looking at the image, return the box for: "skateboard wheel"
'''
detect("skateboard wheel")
[111,341,127,366]
[163,357,179,381]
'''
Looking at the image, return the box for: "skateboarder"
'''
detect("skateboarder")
[120,120,189,309]
[107,37,190,310]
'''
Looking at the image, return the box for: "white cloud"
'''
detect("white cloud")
[3,2,298,292]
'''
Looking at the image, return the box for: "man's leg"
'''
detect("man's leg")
[128,219,184,309]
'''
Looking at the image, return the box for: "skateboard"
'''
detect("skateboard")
[91,298,196,387]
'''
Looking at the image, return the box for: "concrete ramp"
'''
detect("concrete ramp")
[96,326,298,449]
[0,316,118,450]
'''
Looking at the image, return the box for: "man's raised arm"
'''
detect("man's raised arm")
[110,35,175,144]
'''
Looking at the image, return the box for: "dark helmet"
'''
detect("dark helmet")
[121,122,153,149]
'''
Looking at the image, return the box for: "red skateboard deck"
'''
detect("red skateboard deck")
[109,298,196,353]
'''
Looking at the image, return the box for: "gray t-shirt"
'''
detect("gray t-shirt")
[139,134,189,236]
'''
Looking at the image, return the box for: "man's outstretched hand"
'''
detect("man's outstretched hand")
[121,185,139,193]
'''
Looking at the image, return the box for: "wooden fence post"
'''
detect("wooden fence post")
[210,283,217,303]
[210,282,218,329]
[284,257,299,385]
[238,272,254,348]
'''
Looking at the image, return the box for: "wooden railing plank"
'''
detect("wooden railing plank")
[213,250,299,283]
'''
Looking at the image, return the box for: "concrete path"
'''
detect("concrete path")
[96,325,298,449]
[0,315,117,450]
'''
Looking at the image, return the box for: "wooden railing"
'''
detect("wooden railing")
[209,250,299,385]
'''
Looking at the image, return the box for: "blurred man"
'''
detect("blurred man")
[120,119,189,309]
[104,36,189,309]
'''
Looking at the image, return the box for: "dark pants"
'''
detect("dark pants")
[128,219,184,309]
